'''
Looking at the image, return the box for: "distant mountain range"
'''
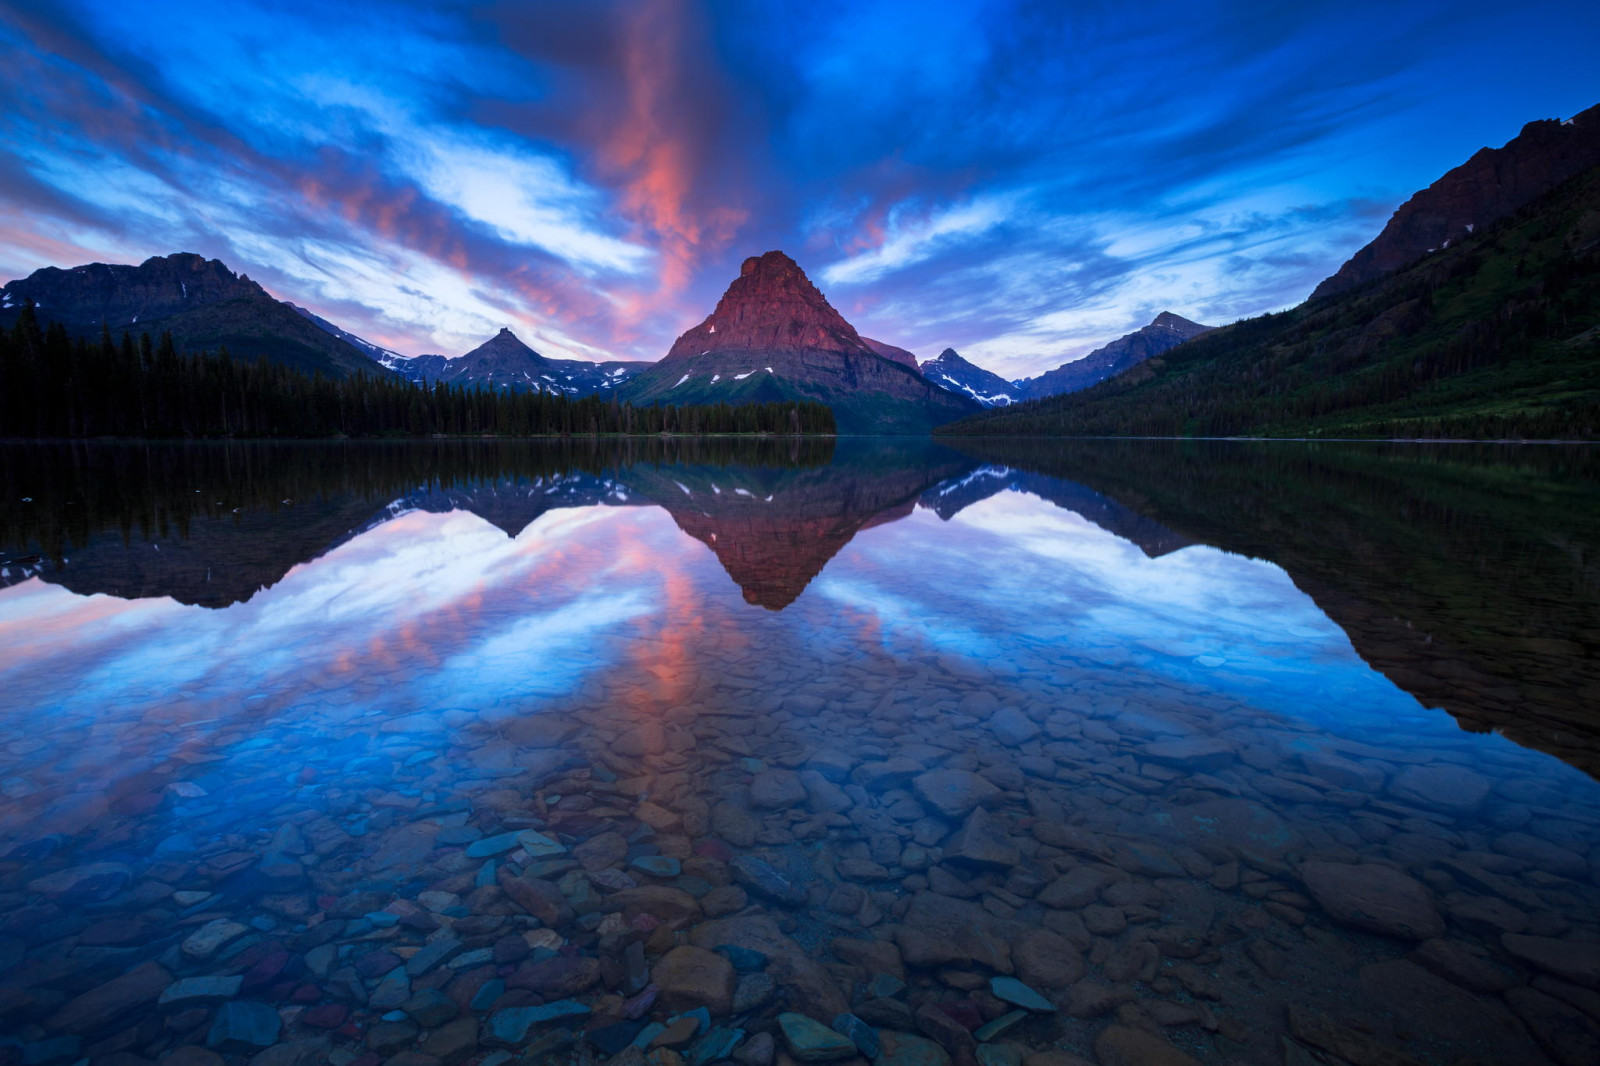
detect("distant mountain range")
[376,328,651,397]
[945,103,1600,439]
[617,250,978,433]
[8,101,1593,438]
[1014,312,1213,398]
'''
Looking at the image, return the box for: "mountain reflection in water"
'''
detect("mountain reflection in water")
[0,439,1596,1066]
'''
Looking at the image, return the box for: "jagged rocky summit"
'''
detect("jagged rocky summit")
[919,348,1023,406]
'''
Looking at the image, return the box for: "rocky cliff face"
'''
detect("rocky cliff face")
[625,251,977,433]
[0,253,381,378]
[1313,103,1600,298]
[861,337,921,370]
[920,348,1022,406]
[1019,312,1212,399]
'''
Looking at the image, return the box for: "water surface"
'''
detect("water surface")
[1,440,1596,1066]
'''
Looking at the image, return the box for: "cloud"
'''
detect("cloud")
[819,195,1015,286]
[0,0,1595,370]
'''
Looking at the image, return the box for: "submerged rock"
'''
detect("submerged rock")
[206,1001,281,1053]
[1300,861,1443,940]
[654,945,737,1016]
[913,770,1001,819]
[1092,1026,1200,1066]
[944,807,1020,869]
[777,1013,856,1062]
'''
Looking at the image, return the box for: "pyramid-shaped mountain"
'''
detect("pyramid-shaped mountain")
[620,251,977,433]
[0,253,380,378]
[920,348,1022,406]
[403,328,650,397]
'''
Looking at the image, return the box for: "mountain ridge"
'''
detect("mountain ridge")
[919,348,1022,406]
[0,253,380,378]
[1016,312,1213,399]
[621,250,977,433]
[938,160,1600,439]
[1314,102,1600,299]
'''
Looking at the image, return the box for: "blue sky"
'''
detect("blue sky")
[0,1,1594,377]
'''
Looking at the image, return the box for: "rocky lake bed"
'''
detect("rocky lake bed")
[0,442,1597,1066]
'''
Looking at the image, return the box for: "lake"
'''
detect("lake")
[0,439,1597,1066]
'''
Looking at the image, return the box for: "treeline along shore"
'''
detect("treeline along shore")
[0,305,837,439]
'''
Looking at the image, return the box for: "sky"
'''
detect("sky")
[0,1,1595,379]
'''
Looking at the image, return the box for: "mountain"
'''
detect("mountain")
[290,308,651,398]
[620,250,978,433]
[1314,103,1600,299]
[0,253,380,378]
[861,337,921,370]
[919,348,1023,406]
[289,303,413,366]
[940,154,1600,440]
[1015,312,1212,399]
[398,328,651,397]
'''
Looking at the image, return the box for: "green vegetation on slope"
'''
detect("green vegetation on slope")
[940,168,1600,439]
[623,360,973,435]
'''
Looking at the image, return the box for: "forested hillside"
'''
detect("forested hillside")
[941,166,1600,439]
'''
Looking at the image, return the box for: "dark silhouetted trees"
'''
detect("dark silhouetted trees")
[0,305,835,439]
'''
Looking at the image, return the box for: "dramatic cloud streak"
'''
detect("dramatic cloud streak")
[0,0,1594,375]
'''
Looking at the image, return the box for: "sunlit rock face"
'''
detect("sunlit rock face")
[622,252,977,433]
[665,250,883,361]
